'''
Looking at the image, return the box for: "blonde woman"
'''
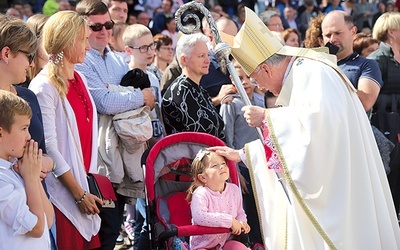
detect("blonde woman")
[29,11,103,250]
[368,12,400,217]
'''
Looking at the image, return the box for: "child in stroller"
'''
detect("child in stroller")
[187,148,250,249]
[144,132,251,249]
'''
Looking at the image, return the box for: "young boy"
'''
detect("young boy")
[122,23,164,249]
[0,90,54,249]
[219,60,264,246]
[123,24,163,119]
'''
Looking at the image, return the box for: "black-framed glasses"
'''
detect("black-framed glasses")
[160,46,174,51]
[18,50,35,64]
[89,20,114,32]
[129,42,156,53]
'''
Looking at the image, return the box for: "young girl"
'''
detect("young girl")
[187,149,250,250]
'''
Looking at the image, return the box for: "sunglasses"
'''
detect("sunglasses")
[89,20,115,32]
[18,50,35,64]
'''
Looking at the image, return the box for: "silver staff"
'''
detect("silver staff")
[175,2,291,204]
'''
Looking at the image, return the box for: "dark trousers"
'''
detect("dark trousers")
[134,198,150,250]
[97,201,121,250]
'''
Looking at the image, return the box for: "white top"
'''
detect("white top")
[29,69,101,241]
[0,158,50,250]
[245,57,400,249]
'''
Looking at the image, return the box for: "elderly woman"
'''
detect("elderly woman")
[161,33,225,140]
[29,11,103,250]
[368,12,400,220]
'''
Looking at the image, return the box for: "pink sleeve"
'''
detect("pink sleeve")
[234,185,247,222]
[190,187,233,228]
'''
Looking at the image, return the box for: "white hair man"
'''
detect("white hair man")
[212,7,400,250]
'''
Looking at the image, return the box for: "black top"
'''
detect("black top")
[162,75,225,140]
[368,42,400,94]
[15,85,47,154]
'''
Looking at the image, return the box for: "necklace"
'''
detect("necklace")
[68,77,90,122]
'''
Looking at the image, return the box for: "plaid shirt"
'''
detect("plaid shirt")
[75,47,144,115]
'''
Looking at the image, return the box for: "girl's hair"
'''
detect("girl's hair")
[304,14,325,48]
[282,28,300,43]
[353,33,379,55]
[186,149,228,201]
[26,14,49,79]
[112,22,128,41]
[109,22,128,51]
[154,33,173,50]
[42,11,87,97]
[187,149,212,201]
[0,14,37,59]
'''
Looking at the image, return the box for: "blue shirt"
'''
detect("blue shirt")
[75,47,144,115]
[338,52,383,89]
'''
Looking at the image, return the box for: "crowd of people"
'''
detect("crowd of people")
[1,0,400,249]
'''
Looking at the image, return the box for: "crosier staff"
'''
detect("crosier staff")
[175,2,291,204]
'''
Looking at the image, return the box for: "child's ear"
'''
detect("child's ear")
[197,173,206,183]
[124,45,132,55]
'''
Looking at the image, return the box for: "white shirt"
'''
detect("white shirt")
[0,158,50,250]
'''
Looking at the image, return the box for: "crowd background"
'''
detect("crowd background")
[2,0,400,249]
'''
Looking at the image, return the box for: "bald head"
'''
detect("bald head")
[321,10,356,60]
[323,10,354,28]
[216,16,238,36]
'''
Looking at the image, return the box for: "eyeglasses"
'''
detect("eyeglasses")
[159,46,174,51]
[268,23,283,29]
[18,50,35,64]
[88,20,115,32]
[129,42,156,53]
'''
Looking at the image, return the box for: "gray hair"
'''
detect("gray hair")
[262,53,287,67]
[176,33,209,68]
[259,10,280,26]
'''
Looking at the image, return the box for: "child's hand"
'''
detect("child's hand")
[240,221,251,234]
[231,218,242,235]
[19,140,42,180]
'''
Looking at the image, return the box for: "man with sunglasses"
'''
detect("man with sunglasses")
[75,0,156,249]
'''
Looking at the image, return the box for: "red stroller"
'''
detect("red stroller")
[143,132,243,249]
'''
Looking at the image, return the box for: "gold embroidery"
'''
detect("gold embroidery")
[265,109,337,250]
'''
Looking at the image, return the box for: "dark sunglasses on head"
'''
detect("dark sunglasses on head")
[89,20,115,32]
[18,50,35,64]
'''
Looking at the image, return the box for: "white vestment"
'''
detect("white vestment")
[245,57,400,249]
